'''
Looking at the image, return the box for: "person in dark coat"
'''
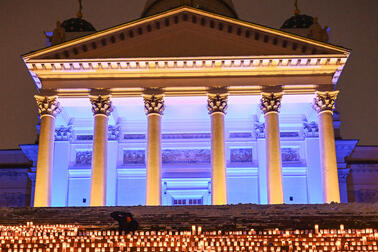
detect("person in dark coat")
[110,211,139,234]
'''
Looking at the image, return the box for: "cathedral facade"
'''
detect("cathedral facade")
[12,0,373,207]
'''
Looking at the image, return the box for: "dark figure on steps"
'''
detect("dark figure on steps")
[110,211,139,234]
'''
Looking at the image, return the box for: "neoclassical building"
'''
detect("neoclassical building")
[20,0,359,207]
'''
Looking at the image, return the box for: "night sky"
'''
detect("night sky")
[0,0,377,149]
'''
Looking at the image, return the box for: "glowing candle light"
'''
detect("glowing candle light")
[192,226,196,235]
[315,224,319,234]
[198,226,202,235]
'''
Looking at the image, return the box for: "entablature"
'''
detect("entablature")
[27,54,345,94]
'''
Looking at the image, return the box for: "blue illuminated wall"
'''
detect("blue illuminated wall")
[46,96,356,207]
[55,120,327,206]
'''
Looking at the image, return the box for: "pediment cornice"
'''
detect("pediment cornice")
[23,7,349,61]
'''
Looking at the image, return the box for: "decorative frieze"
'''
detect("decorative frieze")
[254,122,265,138]
[229,132,252,138]
[89,95,113,116]
[75,151,92,166]
[280,132,299,138]
[260,92,283,114]
[313,91,339,114]
[207,93,228,114]
[143,94,165,115]
[230,148,253,163]
[34,95,61,117]
[303,121,319,137]
[162,133,211,139]
[162,149,211,164]
[124,134,146,140]
[281,148,300,162]
[123,150,145,165]
[76,135,93,141]
[108,125,121,140]
[55,126,72,141]
[27,56,347,73]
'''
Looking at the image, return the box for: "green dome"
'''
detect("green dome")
[61,18,96,32]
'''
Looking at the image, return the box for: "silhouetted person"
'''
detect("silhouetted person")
[110,211,139,234]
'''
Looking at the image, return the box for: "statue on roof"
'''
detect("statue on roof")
[308,17,330,42]
[77,0,83,19]
[44,21,65,45]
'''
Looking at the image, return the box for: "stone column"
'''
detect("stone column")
[313,91,340,203]
[143,94,165,206]
[89,95,113,206]
[208,93,228,205]
[34,95,61,207]
[260,92,284,204]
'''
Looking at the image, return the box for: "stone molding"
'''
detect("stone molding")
[89,95,113,116]
[313,91,339,114]
[27,168,36,183]
[207,93,228,114]
[281,147,300,162]
[108,125,121,140]
[338,168,350,183]
[143,94,165,115]
[260,92,283,114]
[254,122,265,138]
[303,121,319,138]
[55,126,73,141]
[75,151,92,166]
[34,95,61,117]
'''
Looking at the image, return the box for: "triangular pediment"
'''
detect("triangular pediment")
[24,7,348,61]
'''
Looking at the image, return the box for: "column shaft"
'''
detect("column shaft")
[313,91,340,203]
[146,114,162,205]
[34,115,55,207]
[208,92,228,205]
[265,112,284,204]
[211,112,227,205]
[90,114,108,206]
[318,111,340,203]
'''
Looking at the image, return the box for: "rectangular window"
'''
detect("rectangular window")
[172,198,203,206]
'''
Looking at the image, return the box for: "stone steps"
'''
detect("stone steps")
[0,203,377,231]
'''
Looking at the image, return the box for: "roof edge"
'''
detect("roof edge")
[22,6,350,61]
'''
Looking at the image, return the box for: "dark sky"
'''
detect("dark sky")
[0,0,377,149]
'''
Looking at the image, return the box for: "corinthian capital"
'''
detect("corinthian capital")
[89,95,113,116]
[35,95,61,117]
[143,94,165,115]
[207,93,228,114]
[313,91,339,114]
[260,92,283,114]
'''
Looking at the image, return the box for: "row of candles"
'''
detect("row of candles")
[0,223,377,251]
